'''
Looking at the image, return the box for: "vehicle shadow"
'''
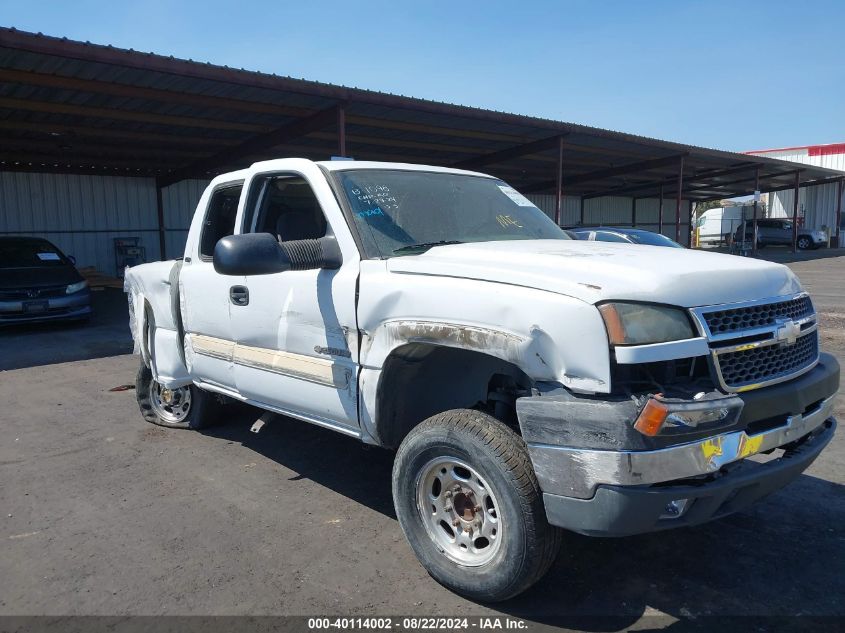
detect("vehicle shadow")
[203,408,845,625]
[202,407,397,518]
[0,288,133,370]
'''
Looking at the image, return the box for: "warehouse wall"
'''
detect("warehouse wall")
[161,178,210,258]
[0,173,211,274]
[527,194,692,242]
[768,182,841,231]
[0,172,160,275]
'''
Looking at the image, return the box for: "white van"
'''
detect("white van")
[696,206,746,245]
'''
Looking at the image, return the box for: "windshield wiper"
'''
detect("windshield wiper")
[392,240,463,254]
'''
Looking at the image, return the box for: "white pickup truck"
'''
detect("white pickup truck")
[125,158,839,601]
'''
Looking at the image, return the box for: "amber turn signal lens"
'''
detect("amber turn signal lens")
[634,397,669,436]
[598,303,627,345]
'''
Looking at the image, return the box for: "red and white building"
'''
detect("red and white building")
[747,143,845,235]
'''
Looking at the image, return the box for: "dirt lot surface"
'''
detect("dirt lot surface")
[1,258,844,627]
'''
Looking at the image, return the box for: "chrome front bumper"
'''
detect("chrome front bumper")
[527,394,836,499]
[542,417,835,536]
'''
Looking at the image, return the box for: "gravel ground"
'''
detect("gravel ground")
[1,258,843,627]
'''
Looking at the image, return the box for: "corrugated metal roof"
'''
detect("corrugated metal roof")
[0,27,842,200]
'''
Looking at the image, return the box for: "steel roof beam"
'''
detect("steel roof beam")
[451,135,568,170]
[580,162,760,199]
[0,120,242,147]
[0,69,539,146]
[0,68,311,117]
[521,153,689,193]
[0,96,266,133]
[657,169,801,198]
[0,137,208,160]
[159,104,343,186]
[564,153,689,185]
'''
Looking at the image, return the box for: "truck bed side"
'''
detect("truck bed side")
[125,259,192,388]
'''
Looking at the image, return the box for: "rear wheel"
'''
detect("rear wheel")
[392,409,561,602]
[135,363,222,429]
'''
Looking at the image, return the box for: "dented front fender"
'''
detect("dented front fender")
[357,260,611,391]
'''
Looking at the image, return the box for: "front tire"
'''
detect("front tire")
[797,235,812,250]
[392,409,561,602]
[135,363,222,429]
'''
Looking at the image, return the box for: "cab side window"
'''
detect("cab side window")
[245,175,327,242]
[199,184,243,258]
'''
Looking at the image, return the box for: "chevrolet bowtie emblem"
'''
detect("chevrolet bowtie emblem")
[776,319,801,346]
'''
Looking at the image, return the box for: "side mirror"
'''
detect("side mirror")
[213,233,342,276]
[67,255,77,265]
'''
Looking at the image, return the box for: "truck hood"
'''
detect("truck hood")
[386,239,802,307]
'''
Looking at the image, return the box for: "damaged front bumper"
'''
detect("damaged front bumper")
[517,353,839,536]
[543,418,834,536]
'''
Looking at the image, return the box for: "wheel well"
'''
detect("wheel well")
[375,343,533,449]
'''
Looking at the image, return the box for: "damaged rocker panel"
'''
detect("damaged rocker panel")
[188,333,349,389]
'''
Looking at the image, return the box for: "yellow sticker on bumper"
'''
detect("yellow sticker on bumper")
[701,437,723,461]
[738,434,764,458]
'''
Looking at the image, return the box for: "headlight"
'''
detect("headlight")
[598,302,695,345]
[65,280,88,294]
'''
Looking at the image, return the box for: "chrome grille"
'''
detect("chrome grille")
[716,330,818,390]
[701,295,813,336]
[692,293,819,392]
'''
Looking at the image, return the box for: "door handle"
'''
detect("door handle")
[229,285,249,306]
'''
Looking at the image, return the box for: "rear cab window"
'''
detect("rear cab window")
[199,184,243,259]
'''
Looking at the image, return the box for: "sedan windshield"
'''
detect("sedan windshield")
[0,239,69,268]
[334,169,569,257]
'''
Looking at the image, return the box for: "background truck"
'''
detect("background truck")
[695,205,746,245]
[734,218,827,250]
[125,158,839,601]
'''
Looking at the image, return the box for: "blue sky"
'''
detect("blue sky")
[3,0,843,151]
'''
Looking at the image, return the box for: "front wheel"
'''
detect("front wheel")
[796,235,813,250]
[392,409,561,602]
[135,363,222,429]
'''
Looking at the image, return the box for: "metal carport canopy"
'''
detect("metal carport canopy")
[1,27,842,204]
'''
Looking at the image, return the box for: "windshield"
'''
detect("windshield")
[627,232,684,248]
[334,169,569,257]
[0,239,69,268]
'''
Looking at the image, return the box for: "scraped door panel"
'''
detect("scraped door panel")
[231,266,359,430]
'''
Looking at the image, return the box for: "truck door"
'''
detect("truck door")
[231,171,359,433]
[179,180,244,392]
